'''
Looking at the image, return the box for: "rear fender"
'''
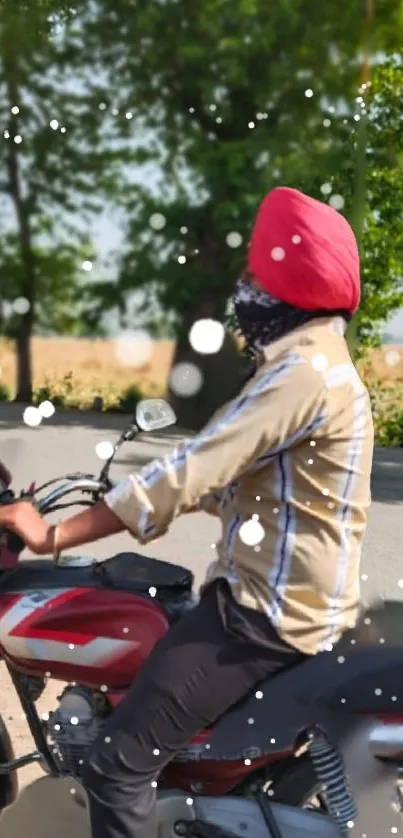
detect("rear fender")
[0,713,18,810]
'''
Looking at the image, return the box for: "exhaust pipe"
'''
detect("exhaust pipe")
[369,724,403,759]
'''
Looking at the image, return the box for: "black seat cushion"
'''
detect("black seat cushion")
[98,552,194,593]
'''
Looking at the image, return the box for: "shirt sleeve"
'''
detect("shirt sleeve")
[104,351,327,543]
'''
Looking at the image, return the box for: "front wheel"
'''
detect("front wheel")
[0,713,18,811]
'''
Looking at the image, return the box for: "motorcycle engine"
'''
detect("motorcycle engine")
[44,685,110,778]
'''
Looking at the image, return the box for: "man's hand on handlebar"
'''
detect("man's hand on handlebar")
[0,500,54,555]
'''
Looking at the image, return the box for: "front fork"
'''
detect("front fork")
[0,663,60,780]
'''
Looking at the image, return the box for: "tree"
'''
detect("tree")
[85,0,403,424]
[0,4,126,400]
[325,57,403,348]
[90,0,403,338]
[0,228,106,341]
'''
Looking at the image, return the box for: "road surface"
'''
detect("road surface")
[0,403,402,837]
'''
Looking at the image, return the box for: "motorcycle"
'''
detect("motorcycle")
[0,397,402,838]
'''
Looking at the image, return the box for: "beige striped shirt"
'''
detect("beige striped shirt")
[105,316,374,655]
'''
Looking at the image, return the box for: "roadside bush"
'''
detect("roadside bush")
[0,382,10,401]
[116,384,144,413]
[366,378,403,446]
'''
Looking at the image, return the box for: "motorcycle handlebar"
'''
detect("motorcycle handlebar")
[0,475,108,561]
[36,476,107,514]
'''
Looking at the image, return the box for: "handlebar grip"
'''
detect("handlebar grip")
[0,483,26,558]
[4,531,25,554]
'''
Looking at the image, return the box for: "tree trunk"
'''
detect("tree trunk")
[15,312,34,403]
[167,297,246,433]
[4,73,36,402]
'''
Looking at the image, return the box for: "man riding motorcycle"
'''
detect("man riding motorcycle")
[0,186,374,838]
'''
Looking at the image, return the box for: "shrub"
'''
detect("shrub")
[116,384,144,414]
[367,379,403,447]
[0,382,10,402]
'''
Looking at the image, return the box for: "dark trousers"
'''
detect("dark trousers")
[82,579,305,838]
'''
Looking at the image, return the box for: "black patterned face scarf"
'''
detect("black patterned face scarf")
[232,276,350,353]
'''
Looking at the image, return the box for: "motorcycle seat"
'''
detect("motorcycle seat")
[98,552,194,593]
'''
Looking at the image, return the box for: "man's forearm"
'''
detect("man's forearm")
[49,501,126,554]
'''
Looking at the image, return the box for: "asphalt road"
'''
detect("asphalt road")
[0,402,403,838]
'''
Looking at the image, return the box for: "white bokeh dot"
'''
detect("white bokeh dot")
[304,89,314,98]
[239,519,265,547]
[180,226,188,234]
[189,319,225,355]
[384,350,400,367]
[330,316,346,336]
[95,441,114,460]
[149,586,157,598]
[13,296,30,315]
[291,234,301,244]
[38,400,55,419]
[226,231,243,249]
[169,362,203,398]
[82,260,93,272]
[50,119,59,130]
[320,183,332,196]
[149,213,166,230]
[178,255,187,264]
[312,353,329,372]
[255,690,263,700]
[329,194,345,211]
[23,406,42,427]
[113,330,153,369]
[271,247,285,262]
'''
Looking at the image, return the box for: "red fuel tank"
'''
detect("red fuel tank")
[0,586,169,687]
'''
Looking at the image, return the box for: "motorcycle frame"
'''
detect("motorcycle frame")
[0,659,302,792]
[0,662,58,779]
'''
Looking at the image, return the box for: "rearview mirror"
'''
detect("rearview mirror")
[135,399,177,433]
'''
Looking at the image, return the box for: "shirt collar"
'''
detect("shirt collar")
[257,315,348,365]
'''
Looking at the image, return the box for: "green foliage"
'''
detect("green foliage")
[368,380,403,447]
[330,58,403,346]
[0,2,132,397]
[0,230,102,336]
[116,384,144,413]
[30,374,146,413]
[88,0,403,345]
[0,382,10,401]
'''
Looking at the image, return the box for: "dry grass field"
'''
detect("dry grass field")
[0,336,176,408]
[0,336,402,406]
